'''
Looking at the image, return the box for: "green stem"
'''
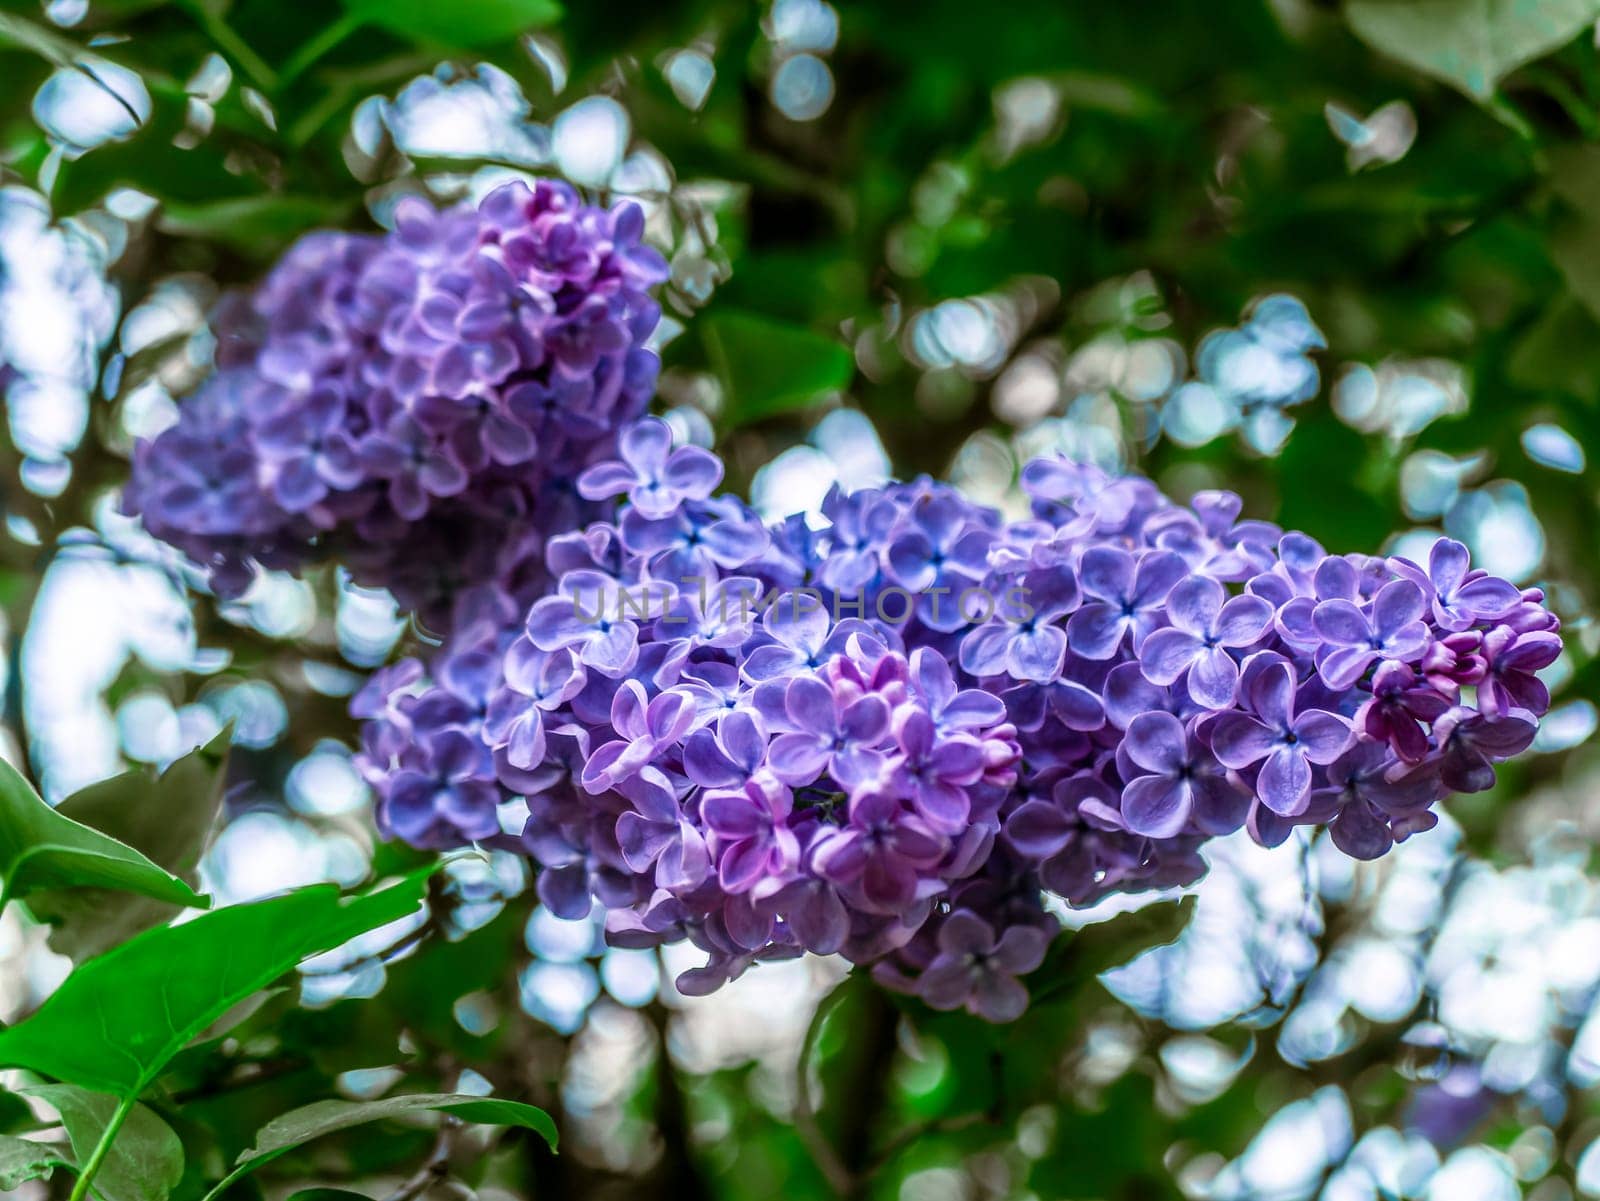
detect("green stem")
[175,0,278,92]
[67,1093,138,1201]
[276,13,364,90]
[196,1159,251,1201]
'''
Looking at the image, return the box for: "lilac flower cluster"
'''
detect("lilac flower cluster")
[125,180,669,625]
[354,421,1560,1023]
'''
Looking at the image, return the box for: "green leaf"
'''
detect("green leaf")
[339,0,563,47]
[50,103,257,216]
[25,1087,180,1201]
[0,1132,68,1190]
[0,11,96,71]
[0,874,431,1096]
[207,1093,556,1198]
[1345,0,1600,100]
[288,1192,373,1201]
[702,310,855,424]
[26,730,231,962]
[155,196,349,256]
[0,754,207,920]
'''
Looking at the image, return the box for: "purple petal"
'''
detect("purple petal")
[1187,646,1241,710]
[620,417,672,472]
[959,623,1014,677]
[1078,546,1134,602]
[1131,551,1189,608]
[576,460,639,501]
[702,790,763,838]
[1215,593,1273,646]
[662,445,724,496]
[1291,710,1353,764]
[1067,604,1131,660]
[764,599,830,655]
[767,733,830,785]
[1257,746,1311,816]
[1208,713,1278,769]
[1166,576,1223,638]
[1329,800,1392,860]
[785,677,838,735]
[1009,624,1067,683]
[1428,538,1469,596]
[1371,579,1425,638]
[616,812,672,872]
[937,910,996,957]
[1004,800,1074,858]
[1124,710,1187,775]
[1121,773,1192,838]
[1139,627,1201,685]
[1312,599,1371,648]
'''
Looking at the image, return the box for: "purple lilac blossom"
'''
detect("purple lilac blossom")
[348,427,1559,1021]
[125,180,668,629]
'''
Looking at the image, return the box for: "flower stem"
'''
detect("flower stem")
[66,1093,137,1201]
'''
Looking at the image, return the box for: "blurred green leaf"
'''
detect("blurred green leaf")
[1345,0,1600,100]
[0,874,431,1096]
[50,105,259,215]
[0,1132,68,1190]
[25,1086,181,1201]
[27,729,231,963]
[288,1192,374,1201]
[1509,298,1600,396]
[156,196,349,255]
[207,1093,556,1198]
[0,753,207,919]
[0,11,96,70]
[0,1090,38,1136]
[338,0,562,48]
[703,310,855,424]
[1031,898,1196,1007]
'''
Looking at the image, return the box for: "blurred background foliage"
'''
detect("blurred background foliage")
[1,0,1600,1198]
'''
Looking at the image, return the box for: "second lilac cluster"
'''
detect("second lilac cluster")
[355,420,1560,1022]
[125,180,669,626]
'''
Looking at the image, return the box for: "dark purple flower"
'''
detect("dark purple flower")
[817,486,898,592]
[1139,576,1272,708]
[683,709,768,788]
[959,567,1081,682]
[1435,707,1538,793]
[1101,661,1198,730]
[1119,710,1249,837]
[767,676,891,790]
[1312,578,1431,689]
[812,792,948,913]
[1389,538,1521,632]
[1356,661,1450,762]
[701,772,800,893]
[577,416,724,518]
[1310,743,1443,859]
[1066,546,1187,659]
[483,640,585,770]
[615,767,712,892]
[1209,657,1352,815]
[916,910,1049,1022]
[380,728,501,848]
[888,711,985,833]
[1477,626,1560,719]
[886,490,993,631]
[581,680,698,792]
